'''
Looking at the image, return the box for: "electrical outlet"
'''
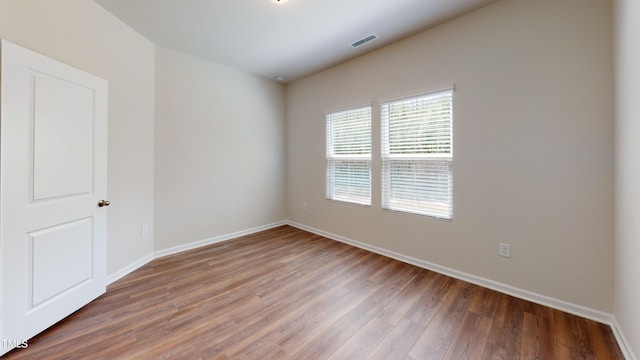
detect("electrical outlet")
[499,243,511,258]
[302,202,308,210]
[141,224,149,237]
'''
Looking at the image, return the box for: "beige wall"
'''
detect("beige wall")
[614,0,640,357]
[2,1,629,350]
[0,0,156,276]
[287,0,614,312]
[0,0,286,276]
[154,46,285,251]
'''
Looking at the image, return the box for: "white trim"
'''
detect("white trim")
[611,317,639,360]
[287,220,639,358]
[106,221,286,285]
[154,221,286,259]
[106,253,154,285]
[103,219,636,359]
[378,84,455,105]
[325,102,373,117]
[286,220,612,323]
[329,154,371,160]
[383,154,453,160]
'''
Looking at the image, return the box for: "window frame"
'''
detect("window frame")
[325,105,372,206]
[380,88,454,219]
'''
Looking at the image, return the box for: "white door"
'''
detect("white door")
[0,40,108,356]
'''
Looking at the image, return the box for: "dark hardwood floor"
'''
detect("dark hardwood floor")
[3,225,624,359]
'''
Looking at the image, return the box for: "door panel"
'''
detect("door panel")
[0,39,108,356]
[33,74,94,201]
[30,218,94,308]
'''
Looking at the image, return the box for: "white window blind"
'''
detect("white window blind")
[326,106,372,205]
[381,89,453,218]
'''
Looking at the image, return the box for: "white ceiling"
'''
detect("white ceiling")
[94,0,496,82]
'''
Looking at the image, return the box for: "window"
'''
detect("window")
[381,89,453,219]
[326,106,372,205]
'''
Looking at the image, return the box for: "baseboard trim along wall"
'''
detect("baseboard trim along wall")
[106,221,287,285]
[610,317,639,360]
[107,253,154,285]
[105,220,636,360]
[153,221,287,259]
[285,221,637,360]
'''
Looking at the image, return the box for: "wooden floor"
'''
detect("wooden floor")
[3,226,623,359]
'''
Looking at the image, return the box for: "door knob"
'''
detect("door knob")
[98,200,111,207]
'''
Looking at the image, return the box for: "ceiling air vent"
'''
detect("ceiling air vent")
[350,34,377,48]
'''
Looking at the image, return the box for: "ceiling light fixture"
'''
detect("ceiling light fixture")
[271,0,289,4]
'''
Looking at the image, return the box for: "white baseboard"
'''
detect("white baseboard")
[286,220,637,360]
[106,253,154,285]
[153,221,286,259]
[285,221,610,323]
[105,219,636,359]
[611,317,639,360]
[106,220,287,285]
